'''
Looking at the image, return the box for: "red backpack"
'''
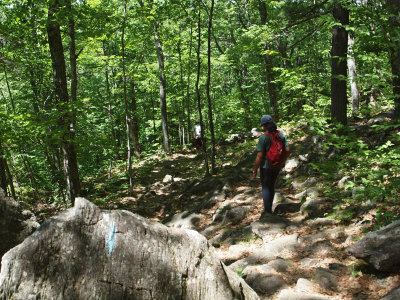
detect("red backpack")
[264,131,286,167]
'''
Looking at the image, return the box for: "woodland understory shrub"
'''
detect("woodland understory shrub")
[300,108,400,229]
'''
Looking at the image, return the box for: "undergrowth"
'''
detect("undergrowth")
[296,106,400,229]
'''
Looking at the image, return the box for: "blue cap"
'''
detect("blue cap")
[260,115,272,125]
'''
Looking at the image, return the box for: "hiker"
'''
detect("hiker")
[252,115,290,215]
[192,124,202,150]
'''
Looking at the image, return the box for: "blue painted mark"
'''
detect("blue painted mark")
[106,221,117,257]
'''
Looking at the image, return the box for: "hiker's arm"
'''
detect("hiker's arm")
[283,146,290,164]
[253,151,264,178]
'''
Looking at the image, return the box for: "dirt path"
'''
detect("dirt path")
[143,142,399,299]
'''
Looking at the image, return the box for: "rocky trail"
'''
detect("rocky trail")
[161,162,398,299]
[2,114,400,299]
[118,114,400,299]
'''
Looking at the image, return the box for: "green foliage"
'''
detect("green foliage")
[307,113,400,227]
[1,0,400,218]
[234,267,247,278]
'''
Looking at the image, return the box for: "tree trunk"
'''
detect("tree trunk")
[347,31,360,117]
[47,0,80,204]
[206,0,216,175]
[186,25,194,143]
[129,80,141,158]
[330,2,349,125]
[196,0,209,176]
[177,40,186,145]
[0,45,15,111]
[67,0,81,197]
[237,66,252,130]
[258,1,279,119]
[121,0,133,189]
[387,0,400,120]
[154,22,171,153]
[3,154,16,199]
[0,142,8,195]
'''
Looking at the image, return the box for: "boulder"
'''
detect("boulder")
[0,189,39,258]
[284,158,300,173]
[300,198,332,218]
[347,220,400,272]
[165,210,200,230]
[381,288,400,300]
[0,198,259,300]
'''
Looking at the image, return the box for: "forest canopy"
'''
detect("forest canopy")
[0,0,399,204]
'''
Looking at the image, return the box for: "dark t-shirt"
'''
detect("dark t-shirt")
[256,131,289,169]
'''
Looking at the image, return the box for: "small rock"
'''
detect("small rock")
[285,158,300,173]
[246,273,287,295]
[222,206,251,225]
[285,225,299,232]
[207,191,226,206]
[292,180,303,190]
[165,211,200,230]
[299,258,321,268]
[306,187,320,200]
[162,174,173,183]
[232,194,246,202]
[225,244,249,261]
[273,202,301,214]
[328,263,348,276]
[273,192,284,203]
[299,154,309,162]
[209,230,232,244]
[314,268,339,291]
[276,289,332,300]
[300,198,331,218]
[301,177,318,189]
[202,225,220,237]
[296,278,320,294]
[306,218,338,227]
[267,259,291,273]
[212,203,232,223]
[337,176,351,188]
[294,190,307,200]
[244,189,256,195]
[244,196,257,204]
[312,240,335,255]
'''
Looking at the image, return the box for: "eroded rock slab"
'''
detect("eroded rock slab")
[348,220,400,273]
[0,189,39,258]
[0,198,259,300]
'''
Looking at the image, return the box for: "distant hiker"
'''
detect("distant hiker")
[253,115,290,215]
[192,124,202,150]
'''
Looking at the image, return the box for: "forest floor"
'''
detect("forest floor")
[35,114,400,299]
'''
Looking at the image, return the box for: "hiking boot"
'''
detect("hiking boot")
[259,211,273,220]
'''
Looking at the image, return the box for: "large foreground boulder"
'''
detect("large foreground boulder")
[0,189,39,258]
[348,220,400,272]
[0,198,259,300]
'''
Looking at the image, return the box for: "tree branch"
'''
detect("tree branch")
[289,21,327,50]
[282,0,330,31]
